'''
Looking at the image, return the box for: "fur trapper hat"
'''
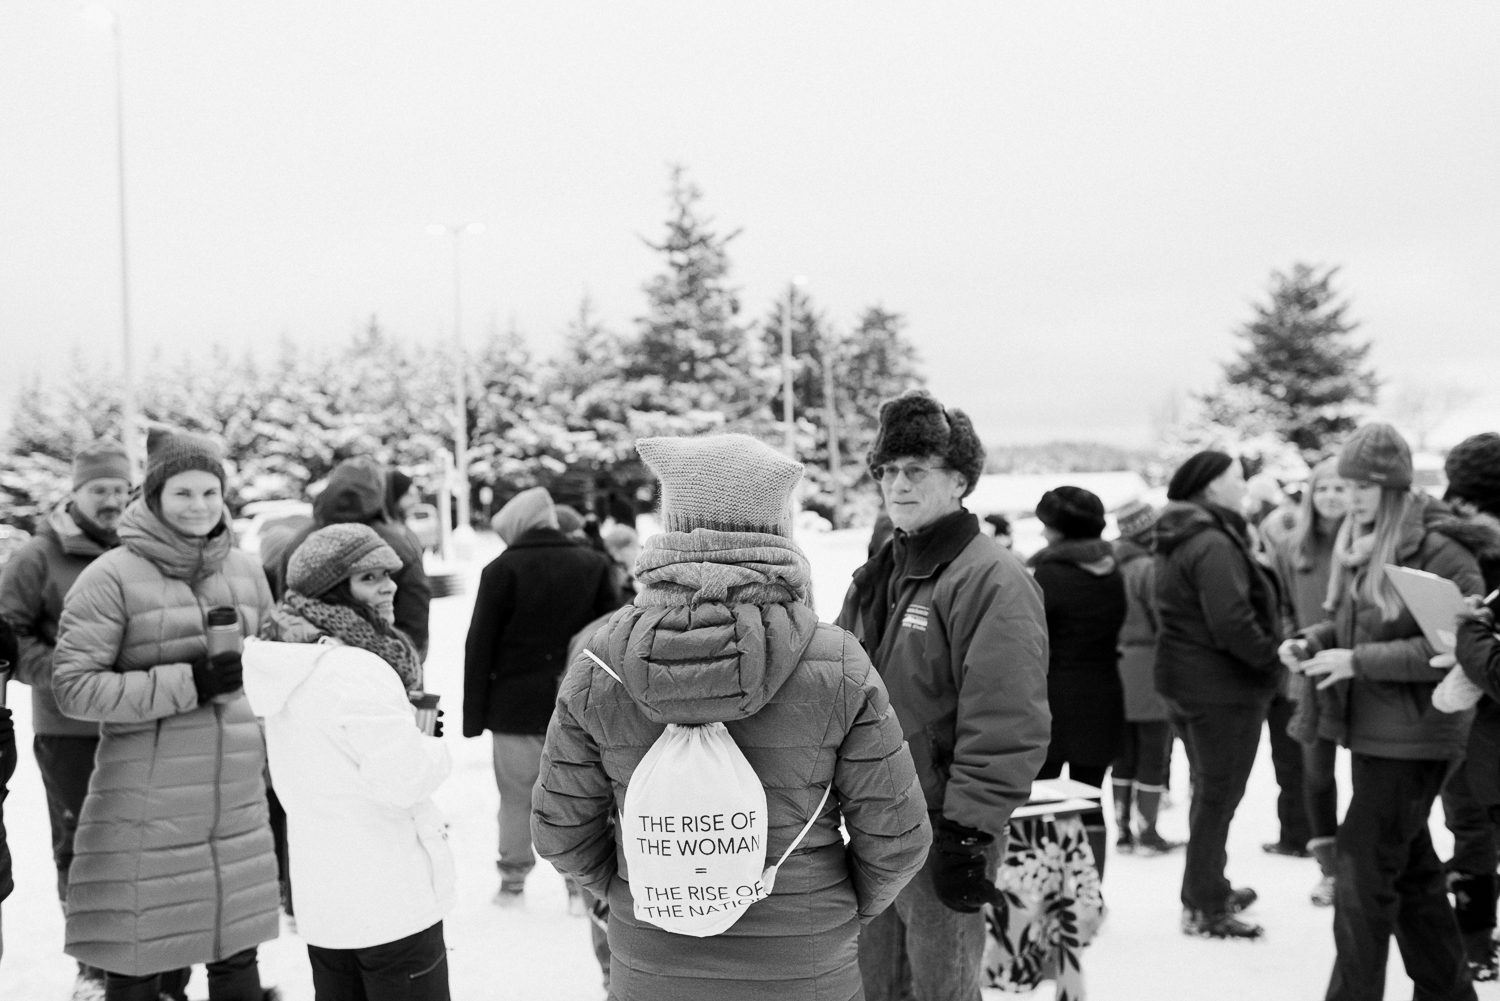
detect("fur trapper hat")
[867,390,985,497]
[1036,486,1107,539]
[1445,433,1500,518]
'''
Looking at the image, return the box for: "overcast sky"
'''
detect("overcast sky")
[3,1,1498,449]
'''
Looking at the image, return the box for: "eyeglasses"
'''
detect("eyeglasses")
[874,462,949,484]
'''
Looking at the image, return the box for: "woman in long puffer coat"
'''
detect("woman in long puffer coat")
[1291,424,1484,1001]
[246,524,454,1000]
[53,431,279,1001]
[532,434,931,1001]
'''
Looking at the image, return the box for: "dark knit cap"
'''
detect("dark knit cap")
[1036,486,1107,539]
[1115,499,1157,540]
[73,440,132,488]
[1445,432,1500,517]
[1167,451,1235,502]
[144,426,225,500]
[287,524,402,598]
[386,469,414,515]
[1337,423,1412,489]
[868,390,985,498]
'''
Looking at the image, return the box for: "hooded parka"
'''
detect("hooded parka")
[51,501,279,976]
[533,589,931,1001]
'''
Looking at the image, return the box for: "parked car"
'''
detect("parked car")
[233,499,314,557]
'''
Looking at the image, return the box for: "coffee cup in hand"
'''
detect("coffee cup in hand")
[411,692,441,736]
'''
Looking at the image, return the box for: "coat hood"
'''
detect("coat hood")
[314,461,389,527]
[1152,501,1245,556]
[1427,509,1500,567]
[43,502,112,559]
[241,638,332,718]
[596,600,822,725]
[117,499,234,580]
[1028,537,1116,576]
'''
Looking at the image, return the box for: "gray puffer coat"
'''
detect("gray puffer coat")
[52,501,279,976]
[532,599,931,1001]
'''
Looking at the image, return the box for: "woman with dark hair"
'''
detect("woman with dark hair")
[1273,457,1348,904]
[1293,423,1484,1001]
[1029,486,1128,881]
[249,524,454,1000]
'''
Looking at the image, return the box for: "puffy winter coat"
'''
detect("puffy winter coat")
[533,601,931,1001]
[1029,538,1127,766]
[51,502,279,976]
[1113,539,1168,722]
[0,502,114,736]
[1303,496,1485,761]
[1153,502,1284,707]
[242,639,455,950]
[837,510,1051,838]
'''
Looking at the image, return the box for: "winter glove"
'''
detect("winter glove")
[930,817,1004,914]
[431,709,445,739]
[190,651,244,705]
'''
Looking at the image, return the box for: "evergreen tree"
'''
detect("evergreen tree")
[839,305,925,462]
[1206,264,1378,457]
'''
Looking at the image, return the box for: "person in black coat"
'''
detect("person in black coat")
[1154,452,1284,940]
[464,487,621,906]
[1,616,18,963]
[1028,486,1127,882]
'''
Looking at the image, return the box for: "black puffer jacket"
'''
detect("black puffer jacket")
[1442,513,1500,799]
[1153,501,1284,707]
[1029,538,1127,766]
[1,616,16,903]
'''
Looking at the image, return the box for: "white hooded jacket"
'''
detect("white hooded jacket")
[242,638,455,950]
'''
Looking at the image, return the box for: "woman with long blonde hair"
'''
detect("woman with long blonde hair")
[1289,424,1484,1001]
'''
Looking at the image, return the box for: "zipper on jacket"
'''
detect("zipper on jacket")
[210,700,224,959]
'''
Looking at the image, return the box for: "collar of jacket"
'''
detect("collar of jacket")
[506,526,582,550]
[117,498,233,581]
[1152,500,1250,555]
[1029,537,1116,576]
[44,502,114,558]
[887,509,981,583]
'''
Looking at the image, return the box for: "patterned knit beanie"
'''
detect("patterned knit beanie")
[636,434,803,537]
[1115,499,1157,541]
[1036,486,1107,539]
[1445,433,1500,517]
[144,426,225,500]
[867,390,985,498]
[287,524,403,598]
[1338,423,1413,489]
[73,440,132,488]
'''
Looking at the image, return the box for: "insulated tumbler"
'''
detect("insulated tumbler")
[0,661,9,708]
[411,692,441,735]
[203,606,243,703]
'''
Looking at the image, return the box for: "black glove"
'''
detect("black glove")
[432,709,445,739]
[930,818,1003,914]
[191,651,244,705]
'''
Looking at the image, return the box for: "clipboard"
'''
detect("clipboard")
[1386,564,1467,654]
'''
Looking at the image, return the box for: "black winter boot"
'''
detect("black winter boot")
[1133,785,1182,855]
[1451,871,1498,981]
[1111,780,1135,853]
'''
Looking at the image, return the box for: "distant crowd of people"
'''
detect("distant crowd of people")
[0,394,1498,1001]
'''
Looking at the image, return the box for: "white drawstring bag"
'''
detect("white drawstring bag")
[584,650,829,938]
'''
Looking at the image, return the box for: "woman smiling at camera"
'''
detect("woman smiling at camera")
[1284,423,1484,1001]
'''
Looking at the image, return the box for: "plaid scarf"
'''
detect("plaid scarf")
[282,591,423,692]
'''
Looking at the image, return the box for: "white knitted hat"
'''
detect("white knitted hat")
[636,434,802,537]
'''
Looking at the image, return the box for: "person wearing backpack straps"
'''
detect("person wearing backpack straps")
[532,433,931,1001]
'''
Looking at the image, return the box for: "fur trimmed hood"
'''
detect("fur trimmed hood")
[1428,511,1500,568]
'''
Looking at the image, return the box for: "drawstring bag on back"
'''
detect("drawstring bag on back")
[584,649,829,938]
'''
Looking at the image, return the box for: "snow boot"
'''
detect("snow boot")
[1112,779,1135,853]
[1181,908,1264,940]
[1451,871,1498,981]
[1227,886,1257,914]
[1084,817,1108,882]
[1261,839,1312,858]
[69,965,107,1001]
[1132,784,1181,855]
[1308,836,1337,907]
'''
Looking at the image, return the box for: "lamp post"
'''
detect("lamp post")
[82,6,139,473]
[782,276,807,460]
[427,221,485,542]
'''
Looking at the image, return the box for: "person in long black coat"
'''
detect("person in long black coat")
[1028,486,1127,882]
[463,487,622,906]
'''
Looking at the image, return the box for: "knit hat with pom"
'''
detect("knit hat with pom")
[287,523,402,598]
[867,390,986,497]
[144,426,225,501]
[1036,486,1108,540]
[1445,432,1500,517]
[637,434,803,537]
[1338,423,1413,489]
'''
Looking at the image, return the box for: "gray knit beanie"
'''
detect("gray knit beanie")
[144,426,225,500]
[287,524,402,598]
[637,434,803,537]
[1338,423,1413,489]
[73,440,132,488]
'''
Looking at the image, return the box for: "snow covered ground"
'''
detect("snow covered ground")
[2,527,1495,999]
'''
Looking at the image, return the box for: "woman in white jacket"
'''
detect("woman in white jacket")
[244,524,454,1001]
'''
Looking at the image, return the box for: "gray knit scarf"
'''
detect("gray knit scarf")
[634,529,812,608]
[282,591,424,692]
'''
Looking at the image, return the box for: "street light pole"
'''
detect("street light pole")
[428,222,485,537]
[782,276,806,460]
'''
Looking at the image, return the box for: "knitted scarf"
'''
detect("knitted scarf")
[634,529,812,608]
[1324,515,1378,618]
[281,591,423,692]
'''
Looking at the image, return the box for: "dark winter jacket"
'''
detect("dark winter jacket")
[462,527,621,737]
[1114,539,1168,722]
[1303,496,1486,762]
[0,502,115,736]
[837,510,1051,838]
[1153,502,1284,707]
[1029,538,1127,766]
[532,598,930,1001]
[265,461,432,657]
[0,689,14,904]
[1445,513,1500,802]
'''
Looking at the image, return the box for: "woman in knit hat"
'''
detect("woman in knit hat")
[52,428,280,1001]
[244,524,455,1000]
[1287,422,1485,999]
[1028,486,1127,881]
[533,433,930,1001]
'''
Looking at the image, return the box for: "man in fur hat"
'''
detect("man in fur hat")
[838,390,1051,1001]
